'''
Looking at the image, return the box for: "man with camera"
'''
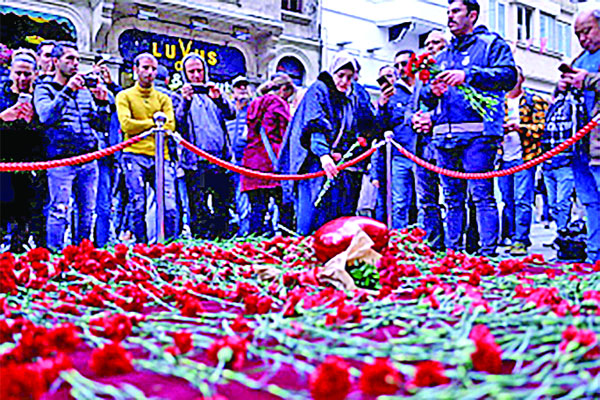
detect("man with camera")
[34,41,111,252]
[557,9,600,263]
[174,53,236,239]
[0,51,43,252]
[420,0,517,256]
[116,53,178,243]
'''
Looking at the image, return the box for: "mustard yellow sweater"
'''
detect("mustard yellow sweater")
[116,83,175,158]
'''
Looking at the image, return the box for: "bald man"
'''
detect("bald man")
[425,31,448,56]
[558,9,600,263]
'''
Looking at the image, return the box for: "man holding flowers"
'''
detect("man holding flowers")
[420,0,517,256]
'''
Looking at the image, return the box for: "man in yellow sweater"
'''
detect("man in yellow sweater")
[116,53,178,242]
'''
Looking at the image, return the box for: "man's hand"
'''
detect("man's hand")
[561,69,588,90]
[412,111,432,133]
[0,103,24,122]
[437,70,466,87]
[320,154,339,179]
[19,102,34,123]
[378,84,396,107]
[90,84,109,101]
[431,79,448,97]
[66,74,85,91]
[181,84,194,101]
[372,179,380,189]
[97,65,113,85]
[207,82,222,99]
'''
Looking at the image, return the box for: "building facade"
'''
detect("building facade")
[322,0,585,96]
[0,0,322,88]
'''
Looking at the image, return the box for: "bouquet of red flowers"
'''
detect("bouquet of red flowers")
[405,52,499,122]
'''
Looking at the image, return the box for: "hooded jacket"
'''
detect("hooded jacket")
[174,54,235,170]
[421,25,517,141]
[34,79,110,158]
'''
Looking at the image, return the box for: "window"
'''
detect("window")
[516,5,533,42]
[557,21,572,57]
[488,0,506,37]
[540,12,557,52]
[282,0,302,12]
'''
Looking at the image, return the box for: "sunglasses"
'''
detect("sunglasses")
[394,61,409,69]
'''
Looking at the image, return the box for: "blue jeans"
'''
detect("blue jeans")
[122,153,178,242]
[95,158,117,248]
[232,168,250,236]
[498,159,535,246]
[543,165,574,230]
[435,136,499,255]
[572,152,600,262]
[415,142,444,250]
[47,162,98,252]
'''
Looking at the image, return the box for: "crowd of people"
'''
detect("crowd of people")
[1,0,600,262]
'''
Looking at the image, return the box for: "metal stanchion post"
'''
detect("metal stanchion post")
[384,131,393,229]
[153,112,167,243]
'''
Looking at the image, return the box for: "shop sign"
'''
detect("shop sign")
[118,29,246,84]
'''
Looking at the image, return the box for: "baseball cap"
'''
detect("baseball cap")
[232,75,249,88]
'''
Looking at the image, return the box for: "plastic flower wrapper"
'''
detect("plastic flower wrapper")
[405,52,500,122]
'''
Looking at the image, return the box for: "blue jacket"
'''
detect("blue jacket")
[34,80,110,159]
[422,25,517,141]
[226,102,249,164]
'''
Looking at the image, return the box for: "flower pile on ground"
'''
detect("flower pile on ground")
[0,230,599,399]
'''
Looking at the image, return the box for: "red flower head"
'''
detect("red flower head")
[418,69,431,83]
[167,331,193,355]
[469,325,502,374]
[309,356,351,400]
[207,335,248,370]
[90,313,133,342]
[179,295,205,318]
[357,137,367,147]
[89,342,134,376]
[0,363,46,400]
[48,323,81,353]
[412,360,450,387]
[359,358,402,396]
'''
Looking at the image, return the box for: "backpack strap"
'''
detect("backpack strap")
[259,124,279,169]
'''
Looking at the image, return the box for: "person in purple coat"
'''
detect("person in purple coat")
[241,74,295,235]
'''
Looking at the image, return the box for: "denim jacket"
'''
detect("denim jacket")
[34,80,110,158]
[421,25,517,142]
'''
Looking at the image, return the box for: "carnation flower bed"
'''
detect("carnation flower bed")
[1,228,599,400]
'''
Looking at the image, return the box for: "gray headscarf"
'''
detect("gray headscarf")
[328,51,357,75]
[181,53,208,84]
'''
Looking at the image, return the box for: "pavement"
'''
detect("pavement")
[498,221,557,261]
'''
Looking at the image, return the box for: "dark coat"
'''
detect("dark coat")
[241,93,290,192]
[278,72,357,202]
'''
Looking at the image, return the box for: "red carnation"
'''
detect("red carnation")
[48,323,81,353]
[179,296,205,317]
[309,356,351,400]
[412,360,450,387]
[0,363,46,400]
[357,137,367,147]
[359,358,402,396]
[167,331,193,355]
[89,342,134,376]
[469,325,502,374]
[207,335,248,370]
[418,69,431,83]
